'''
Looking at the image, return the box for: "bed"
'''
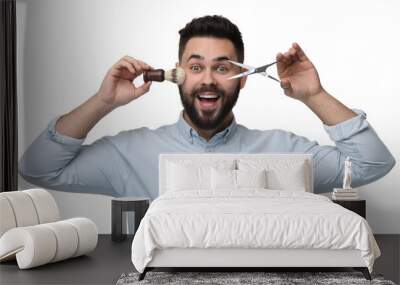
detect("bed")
[131,153,380,281]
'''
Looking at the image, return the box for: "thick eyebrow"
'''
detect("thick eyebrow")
[186,54,231,62]
[186,54,204,62]
[213,56,230,62]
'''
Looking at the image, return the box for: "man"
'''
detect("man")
[19,15,395,200]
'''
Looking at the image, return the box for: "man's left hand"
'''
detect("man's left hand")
[276,43,323,102]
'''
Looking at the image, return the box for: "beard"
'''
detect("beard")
[178,83,240,130]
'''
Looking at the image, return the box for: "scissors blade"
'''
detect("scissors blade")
[227,70,254,80]
[227,60,254,70]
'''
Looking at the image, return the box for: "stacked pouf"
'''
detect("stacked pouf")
[0,189,98,269]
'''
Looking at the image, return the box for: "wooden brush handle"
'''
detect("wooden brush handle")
[143,69,164,82]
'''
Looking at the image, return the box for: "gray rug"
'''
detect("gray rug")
[116,271,396,285]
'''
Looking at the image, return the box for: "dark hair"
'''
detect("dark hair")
[178,15,244,63]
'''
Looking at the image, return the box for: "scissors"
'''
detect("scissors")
[227,60,280,83]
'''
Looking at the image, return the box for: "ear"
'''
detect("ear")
[239,74,247,89]
[175,62,179,68]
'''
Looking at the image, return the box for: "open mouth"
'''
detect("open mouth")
[196,93,221,110]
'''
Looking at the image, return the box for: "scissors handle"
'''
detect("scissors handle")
[268,75,280,83]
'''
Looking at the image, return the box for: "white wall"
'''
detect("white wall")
[17,0,399,234]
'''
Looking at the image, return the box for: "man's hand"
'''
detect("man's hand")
[54,56,154,139]
[276,43,323,102]
[96,56,153,109]
[276,42,357,125]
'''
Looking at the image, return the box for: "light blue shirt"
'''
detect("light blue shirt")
[19,109,396,200]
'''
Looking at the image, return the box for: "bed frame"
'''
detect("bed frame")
[140,248,371,280]
[137,153,373,281]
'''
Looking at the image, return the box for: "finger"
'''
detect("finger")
[289,47,300,62]
[127,59,144,75]
[283,51,293,65]
[276,52,285,63]
[137,59,153,70]
[123,55,140,66]
[280,78,292,92]
[278,51,290,65]
[292,42,308,61]
[135,81,152,97]
[115,60,136,75]
[122,56,144,74]
[276,52,288,73]
[137,59,153,71]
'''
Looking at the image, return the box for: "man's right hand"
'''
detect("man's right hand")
[96,56,153,109]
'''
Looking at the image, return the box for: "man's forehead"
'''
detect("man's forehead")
[182,37,237,62]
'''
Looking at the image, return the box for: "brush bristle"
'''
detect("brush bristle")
[164,67,185,85]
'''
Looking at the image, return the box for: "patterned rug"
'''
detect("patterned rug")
[116,271,396,285]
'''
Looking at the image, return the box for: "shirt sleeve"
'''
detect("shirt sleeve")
[18,115,128,197]
[309,108,396,193]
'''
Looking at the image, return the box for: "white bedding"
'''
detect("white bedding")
[131,189,380,273]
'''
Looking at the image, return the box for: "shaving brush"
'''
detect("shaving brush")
[143,67,185,85]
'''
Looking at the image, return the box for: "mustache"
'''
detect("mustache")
[193,85,224,97]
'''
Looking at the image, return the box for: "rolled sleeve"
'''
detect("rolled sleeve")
[46,115,86,147]
[313,108,396,193]
[323,109,369,141]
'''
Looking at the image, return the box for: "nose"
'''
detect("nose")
[201,67,217,85]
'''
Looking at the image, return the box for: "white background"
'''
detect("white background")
[16,0,399,233]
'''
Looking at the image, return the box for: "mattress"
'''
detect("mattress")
[131,189,380,273]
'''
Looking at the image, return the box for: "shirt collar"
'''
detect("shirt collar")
[176,110,237,144]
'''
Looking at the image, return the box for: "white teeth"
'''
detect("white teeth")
[198,94,219,99]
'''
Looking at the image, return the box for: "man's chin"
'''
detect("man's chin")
[197,108,220,120]
[198,107,218,117]
[192,109,221,129]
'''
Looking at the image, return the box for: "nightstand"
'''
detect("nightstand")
[111,197,150,241]
[332,199,366,219]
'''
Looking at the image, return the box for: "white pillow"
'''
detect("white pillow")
[237,159,309,192]
[211,168,268,190]
[166,160,235,191]
[166,162,209,191]
[211,168,236,190]
[236,169,268,189]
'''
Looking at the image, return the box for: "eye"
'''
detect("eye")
[216,65,229,73]
[190,64,202,72]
